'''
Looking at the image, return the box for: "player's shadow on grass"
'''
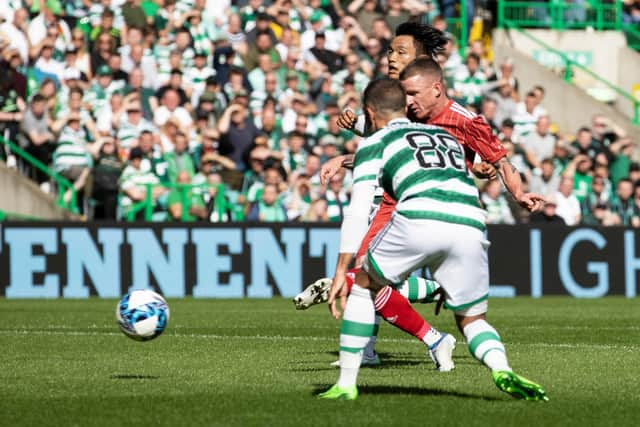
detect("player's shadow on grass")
[110,374,160,380]
[312,384,502,401]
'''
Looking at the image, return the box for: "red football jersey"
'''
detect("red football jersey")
[427,99,507,168]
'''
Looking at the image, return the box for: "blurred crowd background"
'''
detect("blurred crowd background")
[0,0,638,226]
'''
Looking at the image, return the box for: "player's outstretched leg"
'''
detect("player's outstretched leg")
[375,286,455,371]
[293,277,331,310]
[397,276,442,303]
[294,274,441,309]
[318,284,376,400]
[462,318,548,401]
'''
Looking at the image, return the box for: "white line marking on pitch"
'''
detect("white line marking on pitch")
[0,329,636,350]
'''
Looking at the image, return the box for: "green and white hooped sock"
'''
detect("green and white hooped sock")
[463,319,511,372]
[337,284,376,388]
[363,315,381,359]
[397,277,441,303]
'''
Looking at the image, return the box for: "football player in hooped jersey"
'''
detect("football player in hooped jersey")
[318,78,548,401]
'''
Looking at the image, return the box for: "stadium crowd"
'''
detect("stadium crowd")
[0,0,637,226]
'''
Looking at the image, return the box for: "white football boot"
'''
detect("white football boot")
[428,333,456,372]
[293,278,331,310]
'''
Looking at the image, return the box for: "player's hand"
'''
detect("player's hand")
[517,193,546,212]
[472,162,497,180]
[320,155,345,185]
[336,109,357,130]
[328,273,348,320]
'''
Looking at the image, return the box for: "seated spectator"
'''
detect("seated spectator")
[481,180,516,224]
[247,183,287,222]
[555,177,582,226]
[480,97,499,133]
[186,52,216,107]
[168,171,208,222]
[331,53,370,96]
[90,137,123,220]
[283,131,308,174]
[119,147,167,220]
[530,195,565,225]
[563,154,593,203]
[52,113,93,204]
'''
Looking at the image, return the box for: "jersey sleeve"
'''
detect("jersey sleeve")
[464,116,507,164]
[339,139,383,254]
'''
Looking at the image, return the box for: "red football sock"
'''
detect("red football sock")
[374,286,431,340]
[344,268,359,294]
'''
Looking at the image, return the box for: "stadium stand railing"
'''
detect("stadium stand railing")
[124,182,238,222]
[0,137,79,214]
[497,0,639,51]
[500,21,640,126]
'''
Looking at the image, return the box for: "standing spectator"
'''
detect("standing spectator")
[90,137,123,220]
[154,87,193,128]
[19,94,55,187]
[489,83,518,131]
[529,158,561,197]
[52,113,93,204]
[581,176,612,225]
[610,179,638,226]
[481,180,516,224]
[164,131,196,183]
[347,0,383,35]
[84,65,125,116]
[571,127,605,159]
[555,177,582,226]
[530,195,565,225]
[325,171,349,222]
[521,116,556,170]
[123,68,158,120]
[0,7,29,64]
[168,171,207,222]
[512,91,541,138]
[119,147,166,220]
[217,99,261,170]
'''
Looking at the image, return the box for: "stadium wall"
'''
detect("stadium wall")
[0,223,637,299]
[491,37,640,149]
[0,163,74,220]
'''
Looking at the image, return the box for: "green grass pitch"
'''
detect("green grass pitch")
[1,297,639,426]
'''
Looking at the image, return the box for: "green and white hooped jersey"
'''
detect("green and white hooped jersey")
[353,118,487,231]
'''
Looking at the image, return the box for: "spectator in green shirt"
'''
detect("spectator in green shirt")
[164,131,196,183]
[168,171,207,222]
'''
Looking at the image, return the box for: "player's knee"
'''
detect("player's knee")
[454,301,488,332]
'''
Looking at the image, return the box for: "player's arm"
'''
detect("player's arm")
[494,157,545,212]
[328,143,381,319]
[320,154,356,184]
[337,109,366,136]
[466,116,545,212]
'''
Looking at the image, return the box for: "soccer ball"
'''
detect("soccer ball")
[116,290,170,341]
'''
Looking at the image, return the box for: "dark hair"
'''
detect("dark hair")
[618,178,633,187]
[363,78,406,118]
[577,126,591,134]
[466,52,481,64]
[395,22,447,58]
[399,57,443,83]
[288,130,306,140]
[69,87,83,97]
[31,93,47,104]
